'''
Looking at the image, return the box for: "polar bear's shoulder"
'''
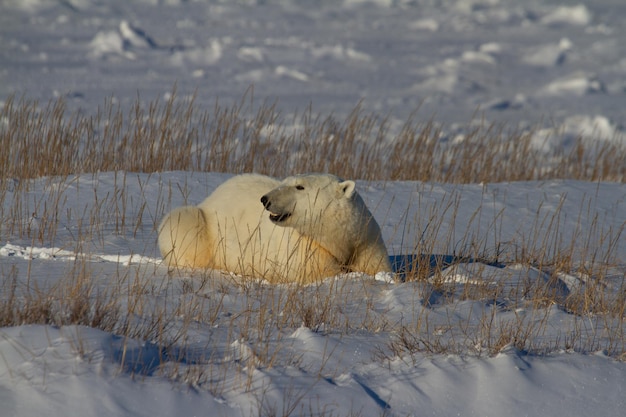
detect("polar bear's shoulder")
[218,173,280,191]
[205,174,279,199]
[198,173,279,213]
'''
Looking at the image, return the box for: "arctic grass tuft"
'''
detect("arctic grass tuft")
[1,89,624,182]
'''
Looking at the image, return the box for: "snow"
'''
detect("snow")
[1,0,626,416]
[2,175,625,416]
[2,0,626,132]
[540,5,593,27]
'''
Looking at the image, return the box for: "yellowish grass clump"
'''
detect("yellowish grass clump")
[1,89,624,182]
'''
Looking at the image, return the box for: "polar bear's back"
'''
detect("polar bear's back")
[199,174,280,217]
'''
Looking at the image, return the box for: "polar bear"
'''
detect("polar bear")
[157,173,391,283]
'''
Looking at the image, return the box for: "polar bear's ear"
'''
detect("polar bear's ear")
[339,180,356,198]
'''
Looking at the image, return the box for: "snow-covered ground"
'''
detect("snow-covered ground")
[2,0,626,135]
[1,0,626,416]
[2,174,625,416]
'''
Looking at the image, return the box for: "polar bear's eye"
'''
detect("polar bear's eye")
[295,185,305,190]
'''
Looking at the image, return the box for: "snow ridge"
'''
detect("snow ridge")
[0,243,160,266]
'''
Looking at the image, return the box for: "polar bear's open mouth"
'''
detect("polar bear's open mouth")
[269,211,291,223]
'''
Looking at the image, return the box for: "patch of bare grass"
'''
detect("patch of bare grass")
[373,181,626,361]
[1,89,624,182]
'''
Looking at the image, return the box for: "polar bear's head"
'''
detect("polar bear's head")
[260,173,357,231]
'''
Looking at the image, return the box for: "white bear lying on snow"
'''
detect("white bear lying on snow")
[158,173,392,283]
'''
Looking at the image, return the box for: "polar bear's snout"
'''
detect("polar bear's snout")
[261,193,292,223]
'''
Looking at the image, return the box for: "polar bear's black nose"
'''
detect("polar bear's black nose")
[261,195,270,209]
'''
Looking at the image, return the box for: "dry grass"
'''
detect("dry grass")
[373,177,626,361]
[1,89,624,182]
[0,89,625,407]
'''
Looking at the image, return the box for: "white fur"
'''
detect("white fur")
[158,173,391,283]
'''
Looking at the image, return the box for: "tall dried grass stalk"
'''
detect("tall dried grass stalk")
[1,90,624,182]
